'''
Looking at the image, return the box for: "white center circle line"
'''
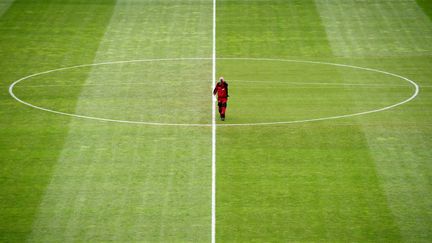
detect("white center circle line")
[8,57,420,127]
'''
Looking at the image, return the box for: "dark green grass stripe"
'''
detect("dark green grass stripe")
[216,0,333,58]
[0,0,14,18]
[417,0,432,21]
[0,1,116,241]
[217,125,402,242]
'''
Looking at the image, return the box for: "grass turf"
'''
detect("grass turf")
[0,0,431,242]
[216,0,432,241]
[0,0,116,241]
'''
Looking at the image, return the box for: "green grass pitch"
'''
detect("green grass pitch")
[1,0,431,242]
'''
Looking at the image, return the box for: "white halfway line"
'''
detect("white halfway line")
[211,0,217,242]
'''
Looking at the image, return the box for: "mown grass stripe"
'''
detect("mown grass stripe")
[316,0,432,241]
[0,0,14,18]
[216,0,403,241]
[28,0,213,241]
[0,0,117,242]
[316,0,432,57]
[416,0,432,21]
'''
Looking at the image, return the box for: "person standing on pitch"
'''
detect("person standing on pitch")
[213,77,229,121]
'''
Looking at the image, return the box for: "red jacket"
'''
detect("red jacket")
[213,81,229,98]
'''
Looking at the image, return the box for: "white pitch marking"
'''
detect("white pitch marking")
[8,57,420,127]
[10,80,208,88]
[10,79,412,88]
[211,0,217,241]
[233,80,412,87]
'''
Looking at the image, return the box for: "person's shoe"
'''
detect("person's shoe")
[221,117,225,121]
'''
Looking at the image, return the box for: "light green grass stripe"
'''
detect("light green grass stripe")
[316,0,432,57]
[29,0,213,241]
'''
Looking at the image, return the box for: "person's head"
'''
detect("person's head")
[219,77,224,83]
